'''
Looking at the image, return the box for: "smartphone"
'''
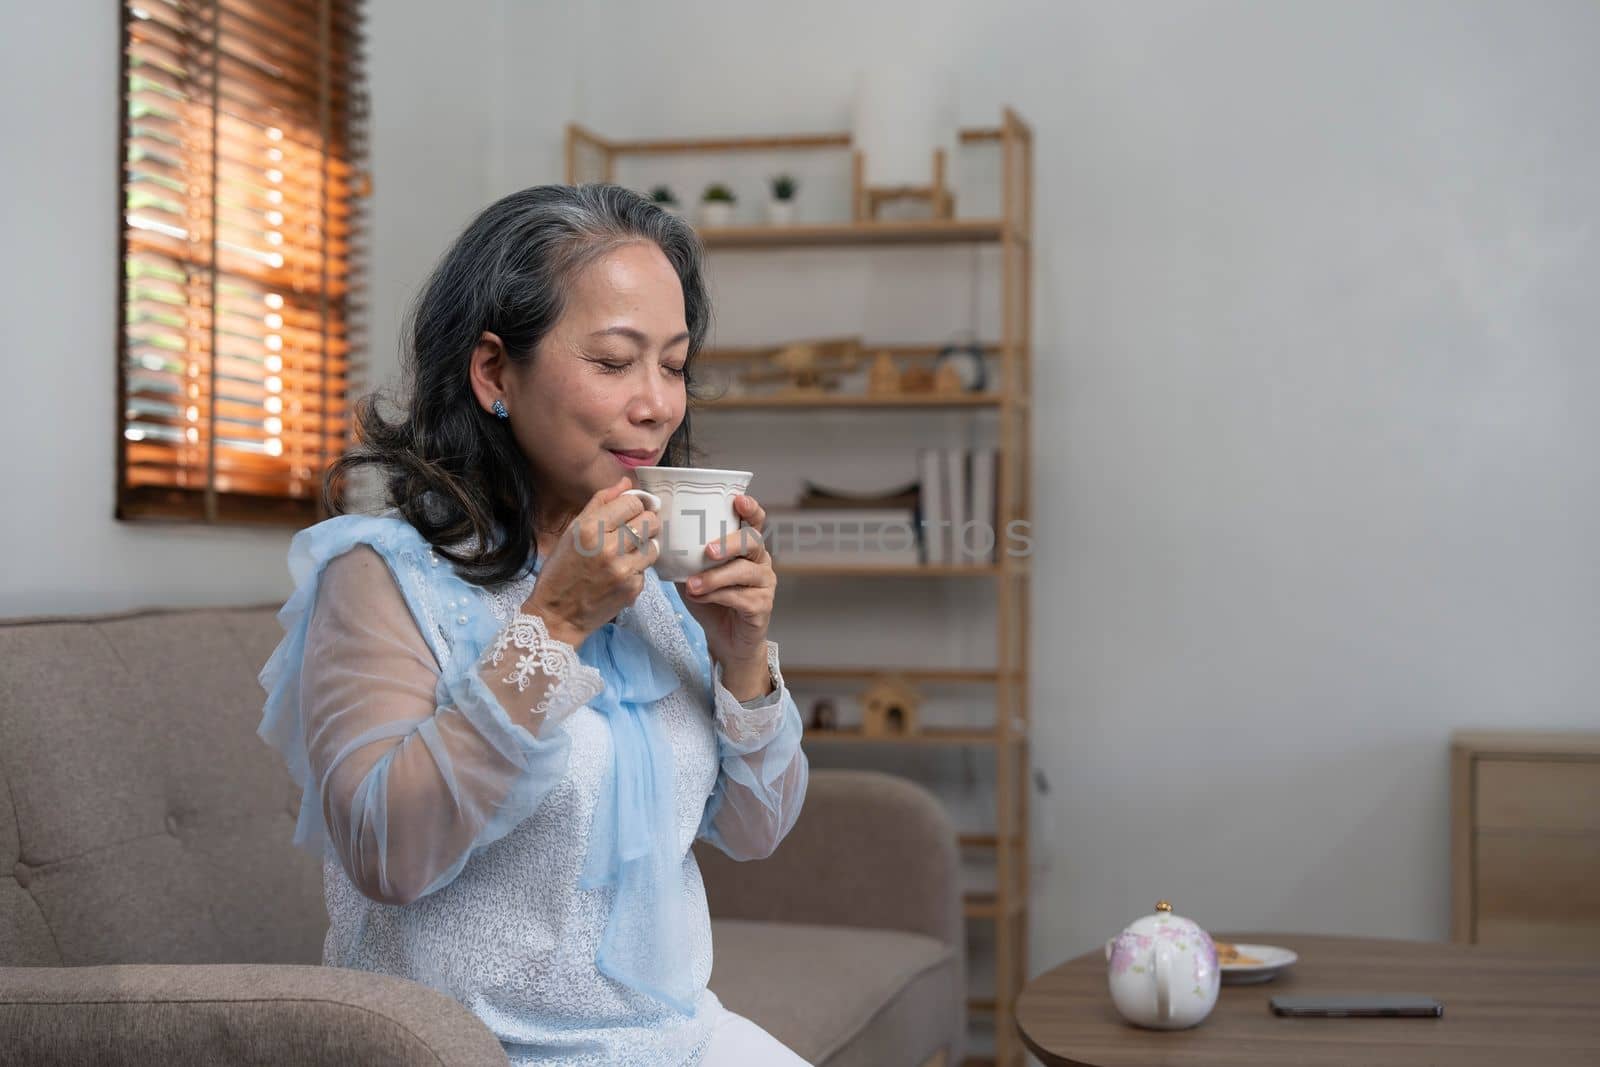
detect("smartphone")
[1270,994,1443,1018]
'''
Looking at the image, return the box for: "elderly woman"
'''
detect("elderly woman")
[258,184,810,1066]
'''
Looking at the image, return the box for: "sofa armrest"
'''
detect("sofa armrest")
[0,963,509,1067]
[695,769,963,949]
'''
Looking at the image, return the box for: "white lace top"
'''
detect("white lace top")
[256,512,808,1067]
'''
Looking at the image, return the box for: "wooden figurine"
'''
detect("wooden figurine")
[772,343,827,393]
[859,674,921,736]
[739,336,863,395]
[933,361,965,395]
[899,365,936,393]
[809,698,838,733]
[867,351,900,395]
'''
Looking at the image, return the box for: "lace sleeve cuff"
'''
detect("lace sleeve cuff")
[712,640,789,749]
[479,612,605,737]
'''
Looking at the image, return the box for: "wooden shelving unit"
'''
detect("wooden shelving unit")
[785,666,1003,684]
[694,218,1012,249]
[774,561,1006,578]
[804,726,1019,747]
[568,111,1033,1067]
[699,392,1004,411]
[964,891,1026,921]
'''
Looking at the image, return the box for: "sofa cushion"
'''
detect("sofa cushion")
[708,918,960,1067]
[0,607,326,967]
[1,758,58,965]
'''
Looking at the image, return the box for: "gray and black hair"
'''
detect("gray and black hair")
[325,183,712,585]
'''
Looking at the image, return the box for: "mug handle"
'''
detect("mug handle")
[620,488,661,511]
[619,489,662,556]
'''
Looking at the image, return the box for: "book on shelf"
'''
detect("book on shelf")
[965,446,997,564]
[916,447,999,565]
[917,448,948,564]
[946,448,969,565]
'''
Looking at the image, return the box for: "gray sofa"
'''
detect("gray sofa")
[0,604,964,1066]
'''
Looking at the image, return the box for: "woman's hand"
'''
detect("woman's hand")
[525,477,661,648]
[681,493,777,701]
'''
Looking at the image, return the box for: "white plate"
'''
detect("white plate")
[1217,943,1298,985]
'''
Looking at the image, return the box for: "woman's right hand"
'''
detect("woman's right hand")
[524,477,661,648]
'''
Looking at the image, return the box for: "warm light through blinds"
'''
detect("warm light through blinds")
[118,0,368,524]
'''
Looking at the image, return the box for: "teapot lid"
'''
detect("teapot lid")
[1120,898,1207,937]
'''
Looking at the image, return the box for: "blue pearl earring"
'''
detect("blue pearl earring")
[492,399,508,420]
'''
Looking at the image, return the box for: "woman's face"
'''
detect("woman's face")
[504,241,690,524]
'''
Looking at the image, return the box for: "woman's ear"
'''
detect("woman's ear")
[467,331,509,414]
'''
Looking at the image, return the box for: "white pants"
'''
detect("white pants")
[701,1007,811,1066]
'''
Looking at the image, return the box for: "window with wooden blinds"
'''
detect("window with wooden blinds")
[118,0,369,525]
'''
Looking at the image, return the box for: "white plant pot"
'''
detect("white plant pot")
[699,201,735,227]
[766,199,797,225]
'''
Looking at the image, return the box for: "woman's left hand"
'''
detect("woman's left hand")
[681,493,776,697]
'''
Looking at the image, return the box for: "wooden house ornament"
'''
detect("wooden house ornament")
[859,674,922,736]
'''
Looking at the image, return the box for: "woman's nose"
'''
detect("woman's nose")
[628,373,667,424]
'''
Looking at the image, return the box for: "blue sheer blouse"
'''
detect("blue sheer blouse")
[256,513,808,1065]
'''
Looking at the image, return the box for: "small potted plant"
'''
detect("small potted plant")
[649,184,681,217]
[699,183,736,227]
[767,173,798,225]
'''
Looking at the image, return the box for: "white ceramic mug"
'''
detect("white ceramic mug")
[620,466,754,583]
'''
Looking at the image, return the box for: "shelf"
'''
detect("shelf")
[699,342,1001,364]
[696,218,1008,249]
[802,727,1013,747]
[587,124,1004,157]
[783,666,1001,684]
[774,562,1003,578]
[964,891,1025,921]
[958,833,1023,849]
[697,391,1002,411]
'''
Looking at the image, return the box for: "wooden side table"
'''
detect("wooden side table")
[1451,731,1600,952]
[1015,933,1600,1066]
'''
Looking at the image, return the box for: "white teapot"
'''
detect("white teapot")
[1105,901,1220,1030]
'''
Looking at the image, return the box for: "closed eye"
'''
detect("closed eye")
[590,356,687,379]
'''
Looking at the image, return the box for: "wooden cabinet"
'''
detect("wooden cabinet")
[1451,732,1600,952]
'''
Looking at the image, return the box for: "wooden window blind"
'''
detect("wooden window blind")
[118,0,368,524]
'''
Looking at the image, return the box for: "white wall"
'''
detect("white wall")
[1,1,278,615]
[0,0,498,616]
[364,0,504,412]
[1029,0,1600,958]
[6,0,1598,977]
[511,0,1600,965]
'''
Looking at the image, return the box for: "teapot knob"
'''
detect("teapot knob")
[1155,900,1172,913]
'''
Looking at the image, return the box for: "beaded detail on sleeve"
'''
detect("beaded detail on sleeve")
[480,612,605,726]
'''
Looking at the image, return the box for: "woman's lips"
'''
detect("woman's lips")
[608,450,657,469]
